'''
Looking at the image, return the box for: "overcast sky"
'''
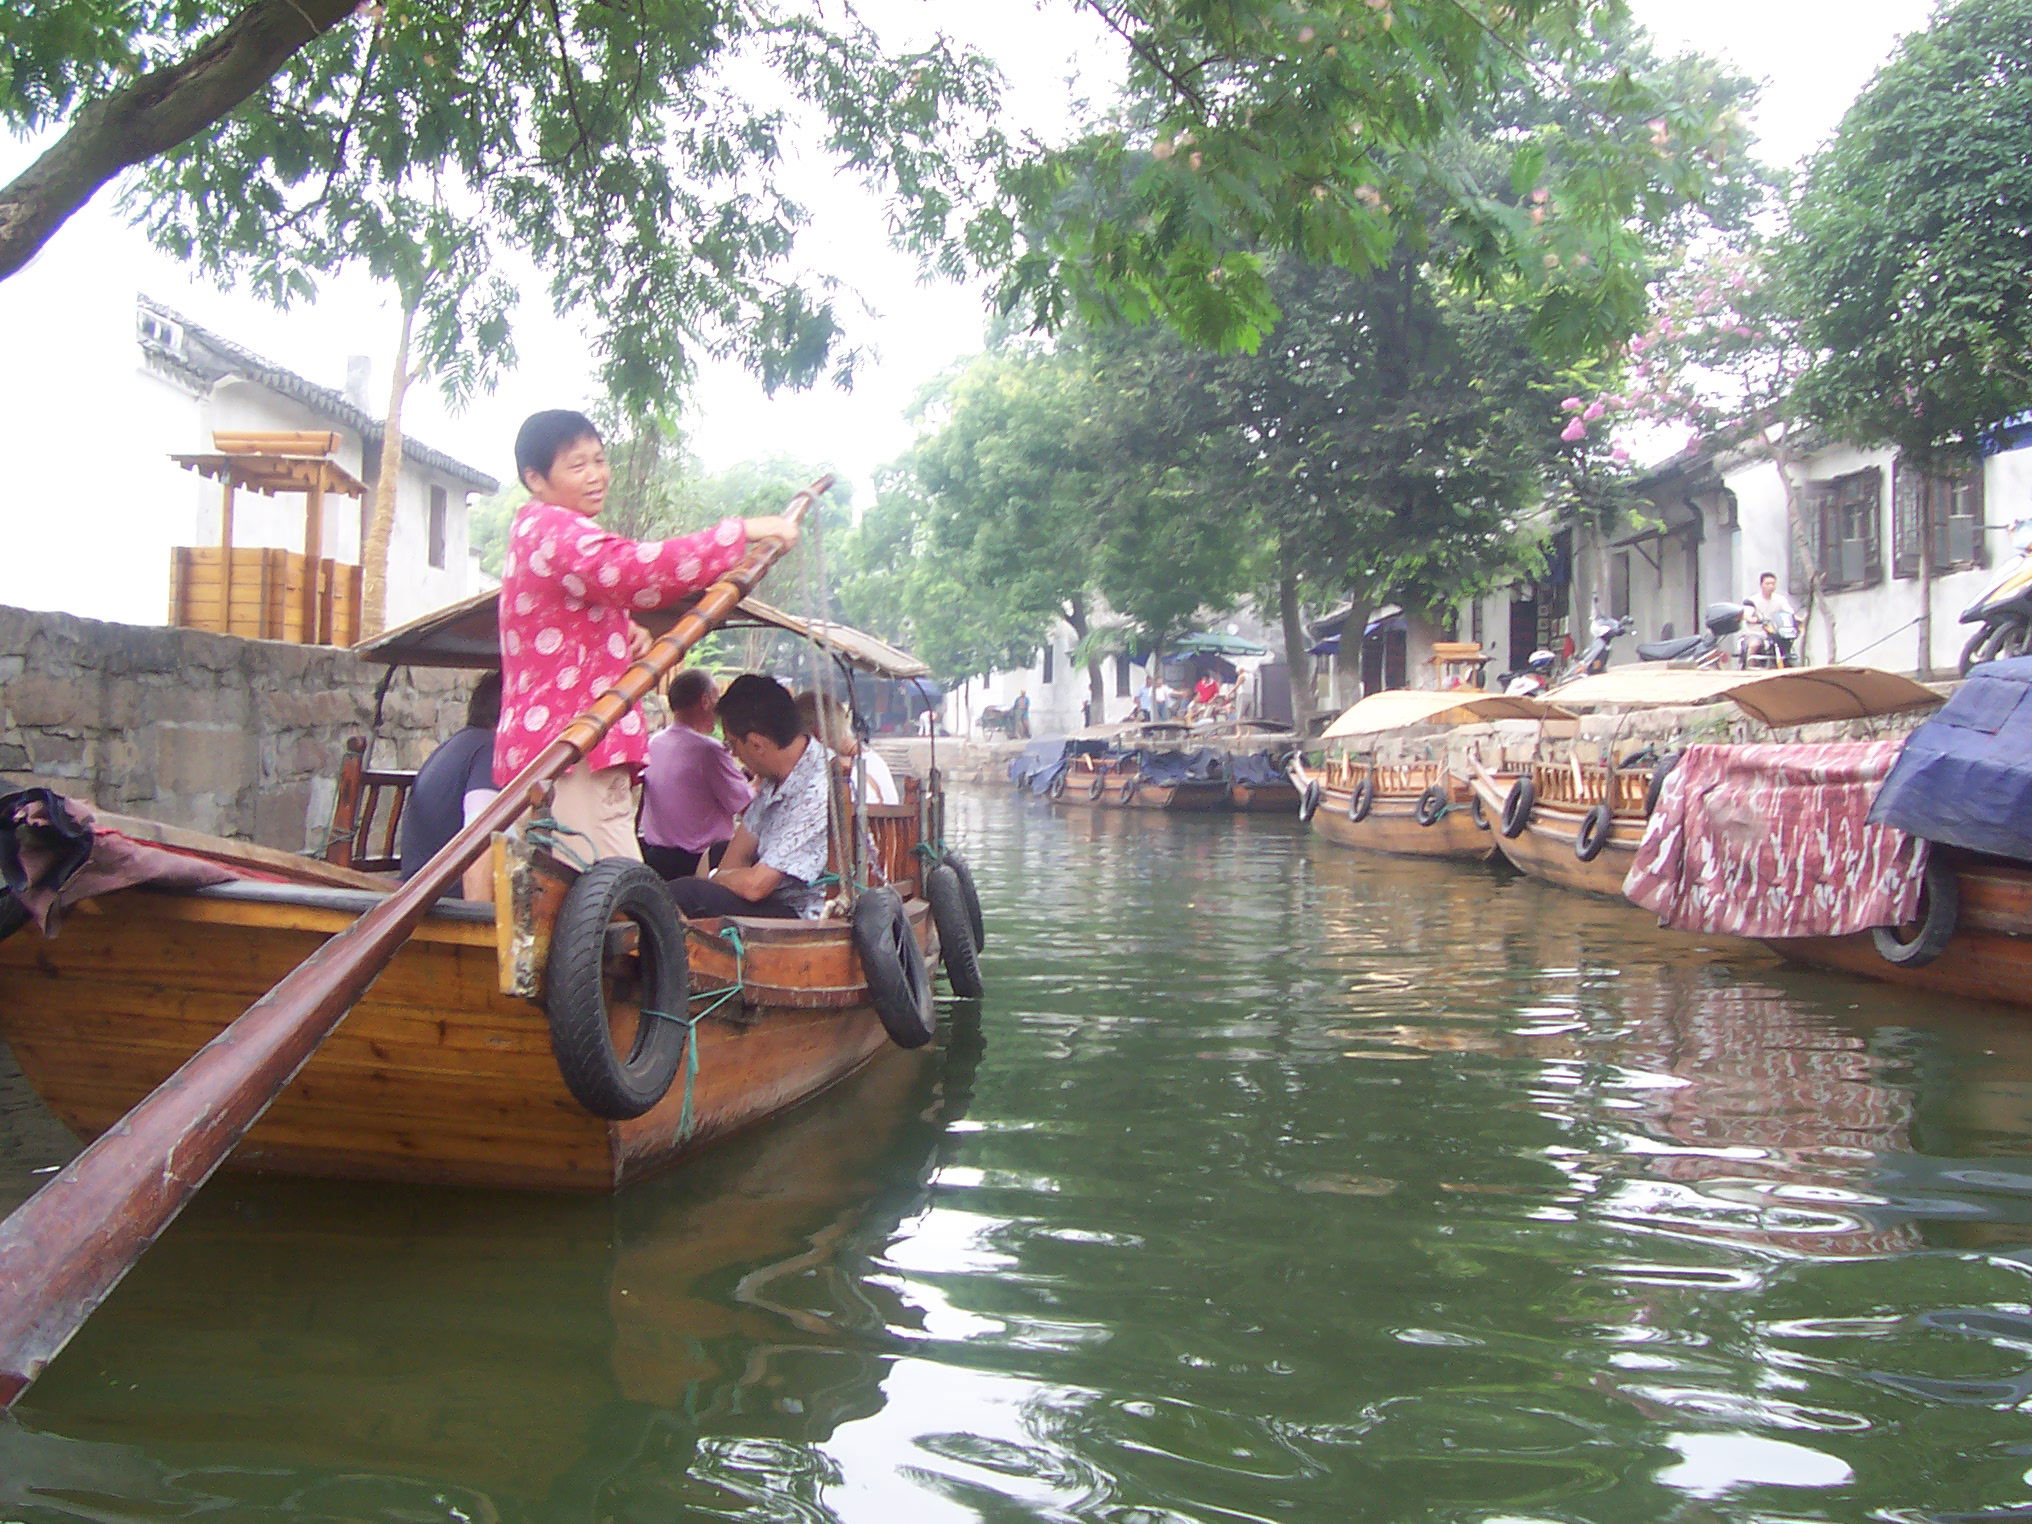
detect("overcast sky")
[0,0,1936,499]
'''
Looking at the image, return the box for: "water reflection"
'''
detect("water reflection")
[7,790,2032,1520]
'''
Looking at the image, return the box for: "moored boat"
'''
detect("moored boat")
[0,590,970,1194]
[1309,689,1552,860]
[1205,720,1303,812]
[1471,665,1942,899]
[1049,723,1232,811]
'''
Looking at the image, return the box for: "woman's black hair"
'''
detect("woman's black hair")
[514,410,601,484]
[717,673,803,747]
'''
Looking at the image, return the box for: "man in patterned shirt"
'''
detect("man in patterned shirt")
[495,411,797,861]
[666,674,831,921]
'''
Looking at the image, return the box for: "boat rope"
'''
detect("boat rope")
[522,812,594,873]
[649,923,749,1139]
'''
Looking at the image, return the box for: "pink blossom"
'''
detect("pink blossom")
[1611,445,1631,465]
[1629,336,1649,355]
[1561,396,1584,412]
[1560,418,1587,443]
[1582,401,1606,422]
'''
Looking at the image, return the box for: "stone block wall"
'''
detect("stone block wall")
[0,604,483,850]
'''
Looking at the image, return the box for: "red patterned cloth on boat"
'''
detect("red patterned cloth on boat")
[1624,740,1926,938]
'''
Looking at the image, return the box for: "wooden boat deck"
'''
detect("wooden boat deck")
[1467,760,1653,898]
[1310,760,1492,860]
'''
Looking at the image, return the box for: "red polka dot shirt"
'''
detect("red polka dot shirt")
[493,500,748,785]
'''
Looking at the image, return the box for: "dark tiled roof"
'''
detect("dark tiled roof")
[137,294,499,492]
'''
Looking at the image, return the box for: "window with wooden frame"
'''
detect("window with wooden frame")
[1892,457,1986,578]
[1041,643,1054,684]
[1115,654,1131,696]
[427,485,448,570]
[1804,467,1883,592]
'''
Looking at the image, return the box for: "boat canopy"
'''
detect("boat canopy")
[355,587,932,680]
[1870,655,2032,859]
[1320,688,1560,740]
[1543,665,1942,728]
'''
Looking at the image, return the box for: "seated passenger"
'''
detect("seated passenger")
[665,674,830,921]
[399,673,501,899]
[794,689,900,805]
[638,668,753,881]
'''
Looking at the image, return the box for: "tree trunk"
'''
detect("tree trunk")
[359,296,417,639]
[0,0,360,280]
[1770,440,1834,663]
[1277,565,1314,733]
[1064,601,1105,722]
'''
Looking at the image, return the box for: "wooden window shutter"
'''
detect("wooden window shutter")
[1794,480,1836,598]
[1851,467,1885,589]
[1892,457,1922,579]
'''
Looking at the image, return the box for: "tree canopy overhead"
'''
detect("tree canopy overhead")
[1780,0,2032,464]
[4,0,1752,413]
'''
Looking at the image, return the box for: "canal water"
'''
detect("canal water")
[6,788,2032,1521]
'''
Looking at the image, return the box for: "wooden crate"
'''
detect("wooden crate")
[170,547,358,645]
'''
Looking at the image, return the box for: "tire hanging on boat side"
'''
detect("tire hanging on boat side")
[1500,777,1536,838]
[1298,779,1323,824]
[1872,856,1960,968]
[1348,776,1375,822]
[1643,753,1681,818]
[544,858,692,1120]
[939,849,986,949]
[1574,803,1614,862]
[1415,784,1448,827]
[851,887,936,1047]
[926,863,984,998]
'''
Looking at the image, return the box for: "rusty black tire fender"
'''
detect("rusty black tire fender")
[1415,784,1448,827]
[545,858,691,1120]
[926,863,984,998]
[1298,780,1323,824]
[852,887,936,1047]
[1348,777,1375,823]
[1500,777,1536,838]
[1574,803,1614,862]
[1873,856,1961,968]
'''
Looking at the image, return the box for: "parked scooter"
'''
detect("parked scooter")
[1959,517,2032,675]
[1499,648,1558,697]
[1567,610,1632,679]
[1635,603,1747,668]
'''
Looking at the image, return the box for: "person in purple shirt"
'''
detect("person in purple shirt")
[637,668,754,880]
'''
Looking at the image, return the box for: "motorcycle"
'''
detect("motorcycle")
[1498,648,1557,697]
[1567,610,1632,679]
[1635,603,1748,669]
[1958,517,2032,675]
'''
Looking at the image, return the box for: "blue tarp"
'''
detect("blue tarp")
[1870,656,2032,859]
[1228,751,1287,787]
[1132,748,1228,786]
[1008,737,1070,796]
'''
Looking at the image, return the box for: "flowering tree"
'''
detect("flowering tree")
[1555,241,1835,655]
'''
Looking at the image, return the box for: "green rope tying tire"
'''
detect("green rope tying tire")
[851,886,936,1047]
[544,858,692,1120]
[1873,856,1960,968]
[926,862,985,998]
[1500,777,1536,838]
[1347,776,1375,822]
[1414,784,1449,827]
[1574,803,1613,862]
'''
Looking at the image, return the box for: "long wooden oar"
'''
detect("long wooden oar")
[0,476,831,1409]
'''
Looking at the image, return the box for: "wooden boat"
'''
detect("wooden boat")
[1048,723,1232,811]
[1206,719,1303,812]
[0,592,959,1194]
[1764,850,2032,1005]
[1309,689,1553,860]
[1467,665,1943,900]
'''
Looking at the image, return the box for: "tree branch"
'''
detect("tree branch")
[0,0,361,280]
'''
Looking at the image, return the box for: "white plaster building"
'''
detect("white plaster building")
[0,274,494,633]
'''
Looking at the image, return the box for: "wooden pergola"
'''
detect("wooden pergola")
[168,430,368,646]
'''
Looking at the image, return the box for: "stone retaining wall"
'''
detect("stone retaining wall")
[0,604,480,850]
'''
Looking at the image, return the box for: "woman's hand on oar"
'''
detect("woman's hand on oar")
[743,514,800,550]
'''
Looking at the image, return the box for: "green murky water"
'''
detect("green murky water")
[7,789,2032,1521]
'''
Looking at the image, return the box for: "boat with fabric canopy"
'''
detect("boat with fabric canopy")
[1198,719,1303,812]
[1464,664,1942,898]
[1310,689,1555,859]
[0,499,981,1198]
